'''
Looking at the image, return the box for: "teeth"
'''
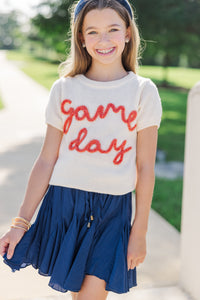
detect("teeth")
[97,48,114,54]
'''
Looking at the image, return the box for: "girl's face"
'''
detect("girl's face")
[81,8,131,69]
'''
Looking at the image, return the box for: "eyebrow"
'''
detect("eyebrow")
[85,24,121,32]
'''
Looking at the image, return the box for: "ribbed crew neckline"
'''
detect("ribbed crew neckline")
[76,71,135,88]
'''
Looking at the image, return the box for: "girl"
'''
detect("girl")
[0,0,162,299]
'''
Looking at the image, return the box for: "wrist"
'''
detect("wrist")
[130,219,148,237]
[18,205,32,223]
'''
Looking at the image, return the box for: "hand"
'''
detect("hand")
[0,227,25,259]
[127,231,146,270]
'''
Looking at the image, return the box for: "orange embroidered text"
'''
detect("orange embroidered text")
[69,128,132,165]
[61,99,137,134]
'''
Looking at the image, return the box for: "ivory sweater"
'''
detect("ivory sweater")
[45,71,162,195]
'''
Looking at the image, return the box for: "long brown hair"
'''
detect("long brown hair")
[59,0,141,77]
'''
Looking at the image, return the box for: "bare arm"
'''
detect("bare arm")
[18,125,63,222]
[127,125,158,270]
[131,125,158,236]
[0,125,63,259]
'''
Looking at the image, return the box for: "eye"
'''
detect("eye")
[109,28,119,32]
[88,31,97,35]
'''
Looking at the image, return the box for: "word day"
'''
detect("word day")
[61,99,138,165]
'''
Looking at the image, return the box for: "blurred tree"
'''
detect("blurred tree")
[29,0,200,73]
[132,0,200,75]
[182,0,200,68]
[31,0,72,54]
[0,11,24,49]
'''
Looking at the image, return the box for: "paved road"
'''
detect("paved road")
[0,51,192,300]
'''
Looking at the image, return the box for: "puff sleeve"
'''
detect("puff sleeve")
[137,79,162,131]
[45,79,63,131]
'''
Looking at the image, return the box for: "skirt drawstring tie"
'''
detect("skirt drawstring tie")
[84,192,104,228]
[84,194,94,228]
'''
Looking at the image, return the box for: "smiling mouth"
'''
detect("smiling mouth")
[96,47,115,54]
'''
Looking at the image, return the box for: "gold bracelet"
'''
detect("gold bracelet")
[12,217,31,231]
[13,216,31,225]
[12,221,31,230]
[11,225,28,232]
[13,217,31,228]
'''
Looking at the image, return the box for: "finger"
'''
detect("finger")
[128,259,136,270]
[7,243,16,259]
[134,258,144,267]
[0,240,9,257]
[127,257,134,270]
[130,262,136,269]
[137,256,145,264]
[138,258,145,264]
[131,257,143,268]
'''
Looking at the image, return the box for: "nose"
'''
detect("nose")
[99,32,109,43]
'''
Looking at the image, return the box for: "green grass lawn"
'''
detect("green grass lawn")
[152,178,183,232]
[158,88,187,162]
[139,65,200,90]
[7,49,196,231]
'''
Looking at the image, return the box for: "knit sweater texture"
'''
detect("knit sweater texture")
[45,71,162,195]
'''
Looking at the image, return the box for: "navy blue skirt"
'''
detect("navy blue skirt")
[3,185,137,294]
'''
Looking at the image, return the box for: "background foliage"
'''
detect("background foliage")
[0,0,200,69]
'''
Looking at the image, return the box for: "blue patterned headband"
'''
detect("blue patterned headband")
[74,0,133,21]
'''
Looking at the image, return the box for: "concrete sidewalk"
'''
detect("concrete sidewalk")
[0,51,192,300]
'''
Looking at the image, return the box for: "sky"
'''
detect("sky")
[0,0,42,17]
